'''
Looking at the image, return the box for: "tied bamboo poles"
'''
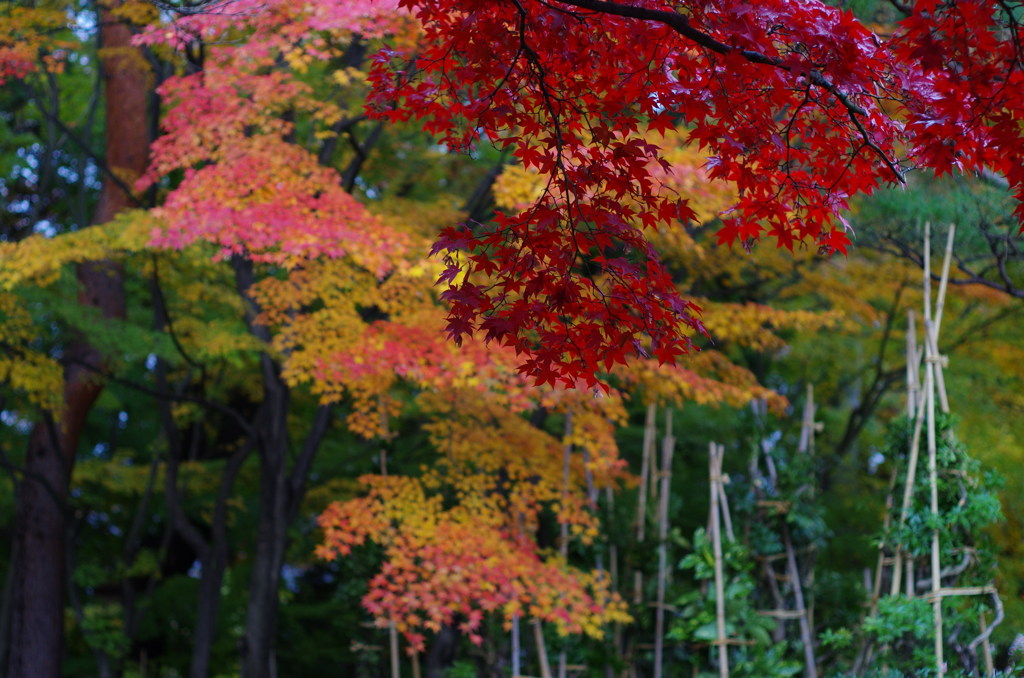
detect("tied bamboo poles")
[855,309,921,674]
[883,223,955,675]
[862,224,999,675]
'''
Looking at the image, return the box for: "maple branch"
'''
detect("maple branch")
[286,404,334,519]
[885,0,914,16]
[317,114,368,166]
[341,122,384,192]
[56,353,257,439]
[550,0,906,183]
[873,231,1024,300]
[151,256,207,373]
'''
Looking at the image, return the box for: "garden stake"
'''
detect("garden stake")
[709,442,729,678]
[653,410,675,678]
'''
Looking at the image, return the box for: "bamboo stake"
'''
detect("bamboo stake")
[512,614,521,678]
[379,403,401,678]
[653,410,675,678]
[928,224,955,414]
[649,414,660,521]
[709,442,729,678]
[558,412,572,678]
[798,384,815,454]
[890,371,929,596]
[389,625,401,678]
[715,446,735,542]
[412,653,421,678]
[905,558,915,598]
[924,222,932,329]
[581,443,613,678]
[933,224,956,337]
[924,326,950,415]
[783,523,818,678]
[533,620,553,678]
[980,612,994,677]
[907,310,919,418]
[634,404,656,604]
[798,384,819,641]
[926,318,944,676]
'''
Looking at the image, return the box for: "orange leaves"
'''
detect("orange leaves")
[0,6,70,84]
[317,469,630,652]
[317,386,633,649]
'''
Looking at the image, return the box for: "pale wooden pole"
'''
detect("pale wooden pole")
[907,309,919,418]
[926,317,944,677]
[933,224,956,335]
[792,388,819,678]
[923,223,944,676]
[782,521,818,678]
[558,412,573,678]
[890,356,930,597]
[379,399,401,678]
[714,445,735,542]
[653,410,675,678]
[709,442,729,678]
[533,620,553,678]
[512,615,521,678]
[635,404,656,604]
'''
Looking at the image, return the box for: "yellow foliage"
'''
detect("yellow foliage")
[0,211,153,291]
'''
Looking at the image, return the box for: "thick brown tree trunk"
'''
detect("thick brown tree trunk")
[4,6,149,677]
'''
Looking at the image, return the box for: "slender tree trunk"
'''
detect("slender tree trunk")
[4,5,149,677]
[234,259,333,678]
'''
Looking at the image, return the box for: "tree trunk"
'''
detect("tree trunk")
[234,257,335,678]
[4,5,149,677]
[240,394,290,678]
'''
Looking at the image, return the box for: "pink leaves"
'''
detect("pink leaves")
[149,136,406,273]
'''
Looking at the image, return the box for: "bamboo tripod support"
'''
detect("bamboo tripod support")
[861,224,999,675]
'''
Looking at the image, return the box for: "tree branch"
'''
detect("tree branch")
[551,0,906,183]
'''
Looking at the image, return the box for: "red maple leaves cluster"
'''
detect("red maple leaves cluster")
[363,0,1024,386]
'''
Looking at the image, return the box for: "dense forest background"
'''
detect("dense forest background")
[2,1,1024,677]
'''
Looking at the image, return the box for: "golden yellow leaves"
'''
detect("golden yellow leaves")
[698,300,844,353]
[493,165,547,212]
[0,211,152,291]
